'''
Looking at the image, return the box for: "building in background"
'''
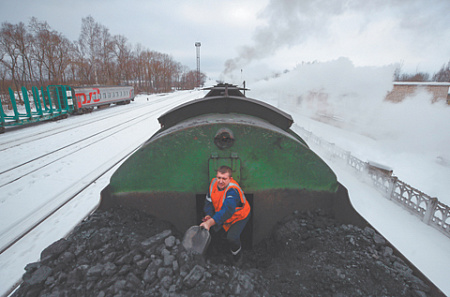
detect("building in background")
[385,82,450,104]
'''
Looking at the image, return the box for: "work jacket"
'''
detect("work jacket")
[208,177,250,231]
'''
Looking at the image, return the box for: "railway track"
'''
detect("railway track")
[0,138,141,254]
[0,91,199,176]
[0,95,186,187]
[0,92,186,150]
[0,91,205,296]
[0,91,200,251]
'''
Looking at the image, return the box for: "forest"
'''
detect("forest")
[0,16,206,97]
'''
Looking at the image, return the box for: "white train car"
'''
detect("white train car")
[72,85,135,113]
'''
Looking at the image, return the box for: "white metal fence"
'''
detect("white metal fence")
[295,125,450,238]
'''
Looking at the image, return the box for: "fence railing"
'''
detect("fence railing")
[295,125,450,238]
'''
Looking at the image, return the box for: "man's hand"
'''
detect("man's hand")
[200,217,215,231]
[202,215,211,222]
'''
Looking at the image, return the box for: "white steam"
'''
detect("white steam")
[246,57,450,199]
[249,57,450,162]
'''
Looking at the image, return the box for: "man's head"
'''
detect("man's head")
[216,166,232,190]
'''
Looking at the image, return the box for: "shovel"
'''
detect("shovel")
[182,225,211,255]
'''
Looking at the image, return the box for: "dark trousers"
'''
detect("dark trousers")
[211,213,250,252]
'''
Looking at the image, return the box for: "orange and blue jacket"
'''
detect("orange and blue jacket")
[204,177,251,231]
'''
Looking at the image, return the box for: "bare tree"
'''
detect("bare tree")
[181,69,201,90]
[139,50,159,93]
[432,61,450,82]
[13,22,34,85]
[76,15,102,84]
[394,68,430,82]
[0,22,33,94]
[113,34,132,84]
[132,44,145,90]
[29,18,73,85]
[97,25,115,84]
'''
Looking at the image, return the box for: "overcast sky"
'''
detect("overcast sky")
[1,0,449,82]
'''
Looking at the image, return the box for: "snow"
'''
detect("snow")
[1,67,449,295]
[0,90,205,295]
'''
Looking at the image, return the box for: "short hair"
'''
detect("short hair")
[217,165,232,177]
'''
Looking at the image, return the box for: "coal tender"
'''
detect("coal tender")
[99,83,443,295]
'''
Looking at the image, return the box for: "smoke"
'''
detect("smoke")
[223,0,338,75]
[221,0,450,78]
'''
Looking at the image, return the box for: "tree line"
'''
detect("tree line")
[0,16,206,98]
[394,61,450,82]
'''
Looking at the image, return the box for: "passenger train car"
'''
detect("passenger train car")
[71,85,134,113]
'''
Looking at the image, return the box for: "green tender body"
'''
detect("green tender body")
[110,114,338,195]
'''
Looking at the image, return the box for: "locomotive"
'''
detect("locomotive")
[98,84,445,294]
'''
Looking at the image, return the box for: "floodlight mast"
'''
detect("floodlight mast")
[195,42,201,87]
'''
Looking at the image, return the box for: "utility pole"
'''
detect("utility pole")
[195,42,201,87]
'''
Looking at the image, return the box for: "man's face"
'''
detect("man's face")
[216,171,231,190]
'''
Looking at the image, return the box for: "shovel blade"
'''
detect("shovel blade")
[182,226,211,254]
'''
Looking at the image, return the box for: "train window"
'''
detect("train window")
[103,93,106,99]
[108,93,111,98]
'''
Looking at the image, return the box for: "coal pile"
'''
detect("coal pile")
[13,207,435,297]
[248,210,433,296]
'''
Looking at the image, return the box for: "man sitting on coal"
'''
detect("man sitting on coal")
[200,165,251,263]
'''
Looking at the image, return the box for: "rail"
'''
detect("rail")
[295,125,450,238]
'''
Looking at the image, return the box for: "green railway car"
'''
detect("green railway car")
[0,85,134,133]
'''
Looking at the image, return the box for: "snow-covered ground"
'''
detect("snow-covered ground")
[1,71,449,295]
[0,90,206,295]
